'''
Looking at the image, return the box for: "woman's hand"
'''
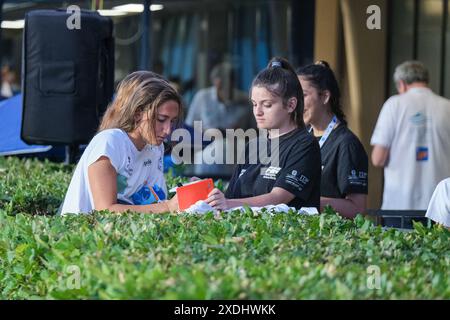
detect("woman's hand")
[205,188,228,211]
[166,194,179,213]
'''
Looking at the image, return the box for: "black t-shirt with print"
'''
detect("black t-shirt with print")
[225,127,321,209]
[316,124,368,198]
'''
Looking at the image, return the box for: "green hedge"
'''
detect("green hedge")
[0,157,449,299]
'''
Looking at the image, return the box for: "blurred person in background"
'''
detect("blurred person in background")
[185,61,253,131]
[185,62,254,177]
[1,64,19,99]
[371,61,450,210]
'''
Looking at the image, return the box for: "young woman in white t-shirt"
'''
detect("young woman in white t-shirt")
[60,71,182,215]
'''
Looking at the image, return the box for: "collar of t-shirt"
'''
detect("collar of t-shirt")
[309,115,338,148]
[268,127,301,141]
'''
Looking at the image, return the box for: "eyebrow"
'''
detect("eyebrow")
[251,99,274,103]
[157,114,178,121]
[157,113,176,118]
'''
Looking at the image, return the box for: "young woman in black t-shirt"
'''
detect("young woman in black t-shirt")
[296,61,368,219]
[204,57,321,211]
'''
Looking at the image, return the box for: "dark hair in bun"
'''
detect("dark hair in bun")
[251,57,305,128]
[296,60,347,126]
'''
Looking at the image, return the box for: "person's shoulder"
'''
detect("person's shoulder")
[336,126,368,155]
[437,177,450,188]
[335,125,360,142]
[81,129,129,168]
[431,91,450,106]
[194,86,214,98]
[289,128,320,150]
[94,128,126,140]
[383,93,402,107]
[283,129,320,163]
[90,129,128,148]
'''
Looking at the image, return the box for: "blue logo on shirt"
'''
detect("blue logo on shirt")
[410,112,426,125]
[416,147,429,161]
[131,184,166,205]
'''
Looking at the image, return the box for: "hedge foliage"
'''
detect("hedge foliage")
[0,157,449,299]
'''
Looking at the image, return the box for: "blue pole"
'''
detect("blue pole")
[140,0,151,70]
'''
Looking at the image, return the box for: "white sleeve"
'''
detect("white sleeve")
[426,178,450,227]
[85,132,124,172]
[185,91,203,126]
[370,97,397,148]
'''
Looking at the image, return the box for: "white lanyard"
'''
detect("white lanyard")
[309,115,337,148]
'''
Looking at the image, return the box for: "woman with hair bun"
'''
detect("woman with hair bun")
[296,61,368,219]
[205,57,321,211]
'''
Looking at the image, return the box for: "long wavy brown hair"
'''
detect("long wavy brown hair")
[99,71,183,143]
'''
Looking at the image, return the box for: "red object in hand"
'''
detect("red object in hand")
[176,179,214,211]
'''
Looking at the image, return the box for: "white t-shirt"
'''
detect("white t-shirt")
[60,129,167,215]
[371,87,450,210]
[426,178,450,227]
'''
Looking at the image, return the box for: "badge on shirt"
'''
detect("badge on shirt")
[285,170,310,191]
[348,170,368,186]
[262,166,281,180]
[416,146,429,162]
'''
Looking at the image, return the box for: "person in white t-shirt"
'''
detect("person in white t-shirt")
[60,71,183,215]
[371,61,450,210]
[425,178,450,229]
[185,62,251,130]
[184,62,253,177]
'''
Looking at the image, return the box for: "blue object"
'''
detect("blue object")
[131,183,166,205]
[416,147,429,162]
[0,94,52,156]
[163,154,175,173]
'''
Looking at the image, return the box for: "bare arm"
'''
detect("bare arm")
[371,145,390,168]
[205,187,295,210]
[88,156,178,213]
[320,193,367,219]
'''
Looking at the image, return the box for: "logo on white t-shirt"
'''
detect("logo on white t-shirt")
[410,112,426,125]
[117,174,128,194]
[158,156,163,171]
[125,156,133,176]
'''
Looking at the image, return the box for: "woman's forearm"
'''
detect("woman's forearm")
[103,201,171,214]
[320,196,366,219]
[226,192,287,210]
